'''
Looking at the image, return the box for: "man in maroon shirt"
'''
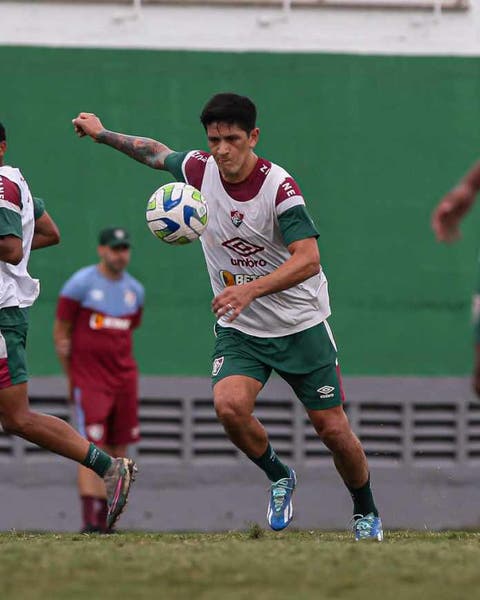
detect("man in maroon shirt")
[54,227,144,532]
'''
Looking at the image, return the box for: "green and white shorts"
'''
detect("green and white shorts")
[0,307,29,389]
[211,321,345,410]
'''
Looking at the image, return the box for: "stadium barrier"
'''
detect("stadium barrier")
[1,376,479,532]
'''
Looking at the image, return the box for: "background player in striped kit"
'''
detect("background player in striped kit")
[54,227,144,533]
[72,94,382,541]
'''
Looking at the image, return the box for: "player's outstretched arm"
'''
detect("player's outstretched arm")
[432,161,480,243]
[72,112,174,169]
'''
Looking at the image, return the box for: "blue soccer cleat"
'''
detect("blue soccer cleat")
[267,468,296,531]
[352,513,384,542]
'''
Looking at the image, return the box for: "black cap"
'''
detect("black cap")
[98,227,131,248]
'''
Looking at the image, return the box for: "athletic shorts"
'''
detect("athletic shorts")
[71,378,140,446]
[0,307,29,389]
[211,321,345,410]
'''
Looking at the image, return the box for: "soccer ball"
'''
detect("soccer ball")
[146,182,208,245]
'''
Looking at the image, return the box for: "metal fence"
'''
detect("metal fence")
[4,375,477,467]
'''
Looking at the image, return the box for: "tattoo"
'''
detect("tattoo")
[97,130,170,169]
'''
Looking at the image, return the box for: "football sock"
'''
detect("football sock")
[348,475,379,517]
[82,443,113,477]
[81,495,98,529]
[96,498,108,532]
[248,442,290,482]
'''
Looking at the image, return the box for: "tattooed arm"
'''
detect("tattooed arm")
[72,112,173,169]
[432,160,480,243]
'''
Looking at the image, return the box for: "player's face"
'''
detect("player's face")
[206,122,259,183]
[98,245,131,275]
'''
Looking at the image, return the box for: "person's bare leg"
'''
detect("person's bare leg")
[214,375,290,479]
[214,375,294,530]
[0,383,139,529]
[308,405,378,518]
[213,375,267,456]
[308,405,368,488]
[0,383,90,461]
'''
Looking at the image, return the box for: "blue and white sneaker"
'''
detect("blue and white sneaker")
[352,513,384,542]
[267,468,296,531]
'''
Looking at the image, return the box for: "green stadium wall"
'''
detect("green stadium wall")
[2,46,480,376]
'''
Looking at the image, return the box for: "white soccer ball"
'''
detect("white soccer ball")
[146,182,208,245]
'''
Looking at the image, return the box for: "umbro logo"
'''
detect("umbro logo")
[317,385,335,398]
[222,237,264,257]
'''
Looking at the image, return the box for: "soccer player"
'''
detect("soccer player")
[54,227,144,533]
[0,121,136,530]
[72,94,383,541]
[432,161,480,396]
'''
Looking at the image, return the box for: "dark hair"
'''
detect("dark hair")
[200,93,257,134]
[0,122,5,143]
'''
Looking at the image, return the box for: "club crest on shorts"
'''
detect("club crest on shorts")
[87,424,104,442]
[230,210,244,227]
[212,356,224,376]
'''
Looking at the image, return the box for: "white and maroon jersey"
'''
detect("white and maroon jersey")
[0,166,39,309]
[56,266,145,389]
[165,150,331,337]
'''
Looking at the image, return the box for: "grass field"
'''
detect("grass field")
[1,529,479,600]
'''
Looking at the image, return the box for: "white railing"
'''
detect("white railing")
[113,0,467,8]
[110,0,467,25]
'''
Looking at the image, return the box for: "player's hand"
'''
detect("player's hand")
[212,285,257,323]
[431,186,474,243]
[432,199,461,242]
[72,112,105,141]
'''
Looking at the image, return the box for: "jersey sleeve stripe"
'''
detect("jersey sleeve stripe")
[182,150,209,190]
[0,176,22,210]
[276,195,305,216]
[180,151,195,183]
[0,199,21,214]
